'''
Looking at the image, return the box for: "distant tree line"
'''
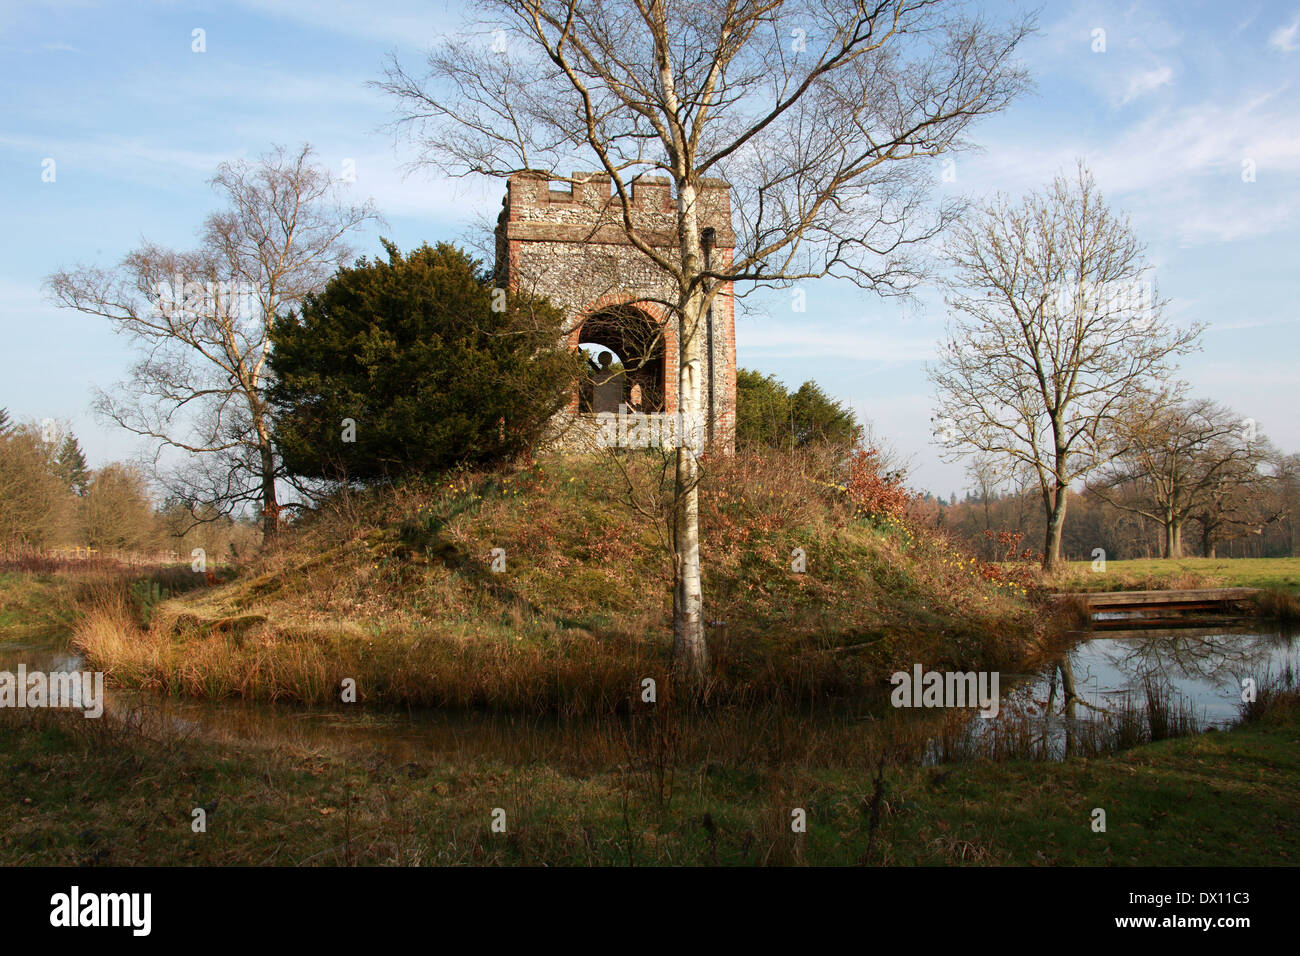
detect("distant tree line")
[921,438,1297,562]
[0,409,257,561]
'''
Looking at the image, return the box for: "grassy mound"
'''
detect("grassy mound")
[74,452,1043,711]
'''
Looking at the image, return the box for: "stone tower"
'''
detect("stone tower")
[494,171,736,453]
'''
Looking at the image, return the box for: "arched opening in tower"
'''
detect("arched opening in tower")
[574,306,665,413]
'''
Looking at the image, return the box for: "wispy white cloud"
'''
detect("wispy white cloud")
[1206,315,1300,332]
[115,62,380,112]
[957,84,1300,244]
[1037,0,1184,58]
[0,128,504,237]
[341,155,501,223]
[0,0,100,36]
[1195,360,1300,391]
[0,132,233,183]
[1119,65,1173,105]
[1269,15,1300,52]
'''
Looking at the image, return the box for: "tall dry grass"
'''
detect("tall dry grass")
[1238,663,1299,725]
[1255,588,1300,621]
[75,594,664,713]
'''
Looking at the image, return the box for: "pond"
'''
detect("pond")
[926,621,1299,763]
[3,619,1295,767]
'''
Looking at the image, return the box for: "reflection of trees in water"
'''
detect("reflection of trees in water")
[942,626,1297,762]
[1073,627,1292,697]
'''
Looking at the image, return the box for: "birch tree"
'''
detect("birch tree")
[929,164,1202,571]
[379,0,1034,681]
[47,145,379,541]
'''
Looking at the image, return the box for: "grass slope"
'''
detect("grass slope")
[0,572,83,640]
[73,453,1042,709]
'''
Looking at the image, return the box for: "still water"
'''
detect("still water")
[1025,624,1299,726]
[929,622,1300,763]
[3,621,1296,765]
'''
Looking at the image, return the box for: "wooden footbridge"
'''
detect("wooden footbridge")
[1052,588,1262,628]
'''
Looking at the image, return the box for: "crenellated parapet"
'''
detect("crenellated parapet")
[496,170,735,253]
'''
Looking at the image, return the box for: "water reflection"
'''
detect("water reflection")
[5,622,1296,768]
[1035,624,1298,726]
[0,635,615,764]
[929,623,1300,763]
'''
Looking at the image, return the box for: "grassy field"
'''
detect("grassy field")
[1052,557,1300,596]
[0,563,205,642]
[0,571,87,639]
[2,683,1294,866]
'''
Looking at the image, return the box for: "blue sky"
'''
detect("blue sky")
[2,0,1298,495]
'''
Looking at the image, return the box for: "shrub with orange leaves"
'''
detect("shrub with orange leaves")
[979,529,1042,588]
[844,447,911,522]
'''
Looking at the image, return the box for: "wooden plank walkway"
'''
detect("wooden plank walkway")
[1050,588,1261,613]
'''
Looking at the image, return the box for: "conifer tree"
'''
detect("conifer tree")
[54,434,91,495]
[269,241,580,482]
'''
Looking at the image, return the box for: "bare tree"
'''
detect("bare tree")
[964,451,1007,536]
[1270,453,1300,557]
[929,164,1203,571]
[47,145,380,542]
[1187,439,1286,559]
[379,0,1034,680]
[1188,464,1285,558]
[1089,393,1276,558]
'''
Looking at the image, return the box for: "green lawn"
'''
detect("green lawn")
[3,698,1296,866]
[881,717,1299,865]
[1055,557,1300,596]
[0,572,80,639]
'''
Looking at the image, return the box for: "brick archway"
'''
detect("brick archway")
[567,298,678,415]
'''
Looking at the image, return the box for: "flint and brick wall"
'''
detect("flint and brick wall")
[495,171,737,453]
